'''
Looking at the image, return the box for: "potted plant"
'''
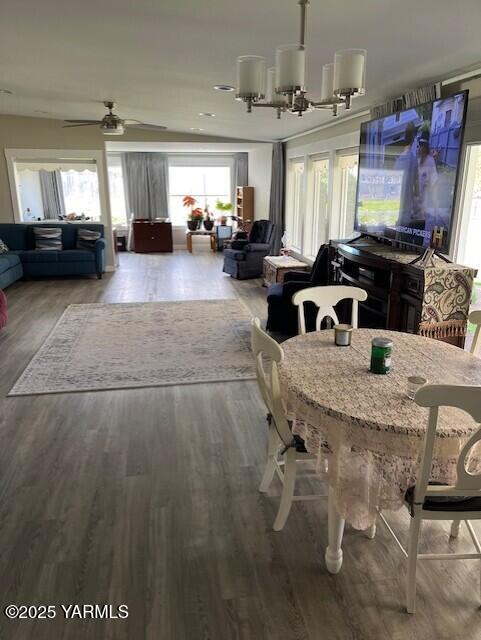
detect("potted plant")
[215,200,234,221]
[183,195,203,230]
[203,204,214,231]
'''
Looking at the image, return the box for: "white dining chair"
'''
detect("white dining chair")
[377,383,481,613]
[251,318,326,531]
[292,285,368,335]
[470,310,481,357]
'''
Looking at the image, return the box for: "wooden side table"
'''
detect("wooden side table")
[262,255,310,287]
[186,229,217,253]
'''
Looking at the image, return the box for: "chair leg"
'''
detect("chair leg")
[273,448,297,531]
[259,423,280,493]
[406,515,422,614]
[365,523,377,540]
[450,519,461,538]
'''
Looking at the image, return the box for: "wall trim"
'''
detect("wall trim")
[281,109,370,143]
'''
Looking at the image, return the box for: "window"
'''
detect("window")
[337,153,359,237]
[168,163,231,226]
[455,143,481,350]
[286,158,305,253]
[107,159,128,226]
[304,156,329,259]
[61,170,101,220]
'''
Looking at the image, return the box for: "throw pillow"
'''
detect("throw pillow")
[76,228,101,251]
[0,238,9,254]
[34,227,63,251]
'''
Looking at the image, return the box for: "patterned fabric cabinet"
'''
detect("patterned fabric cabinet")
[263,255,309,287]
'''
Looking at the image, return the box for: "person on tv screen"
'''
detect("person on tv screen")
[394,121,419,228]
[417,134,439,245]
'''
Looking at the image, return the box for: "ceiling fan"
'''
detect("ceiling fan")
[63,101,167,136]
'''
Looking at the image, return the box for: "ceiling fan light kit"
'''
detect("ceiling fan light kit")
[235,0,366,119]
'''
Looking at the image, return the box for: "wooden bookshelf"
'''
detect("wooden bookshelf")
[235,186,254,231]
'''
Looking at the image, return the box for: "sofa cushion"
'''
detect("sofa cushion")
[76,228,101,250]
[58,250,95,263]
[0,238,9,254]
[0,254,20,274]
[20,250,59,264]
[34,227,63,251]
[0,225,27,251]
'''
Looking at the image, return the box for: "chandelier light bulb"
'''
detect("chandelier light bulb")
[236,55,266,99]
[333,49,366,95]
[267,67,287,106]
[320,63,335,102]
[275,45,306,93]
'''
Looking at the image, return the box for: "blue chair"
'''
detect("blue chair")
[222,220,276,280]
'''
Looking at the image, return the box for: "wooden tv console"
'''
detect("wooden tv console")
[329,239,476,348]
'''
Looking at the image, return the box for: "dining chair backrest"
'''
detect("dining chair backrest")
[414,384,481,504]
[470,310,481,357]
[251,318,294,446]
[292,285,368,335]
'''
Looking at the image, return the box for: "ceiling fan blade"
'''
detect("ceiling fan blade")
[64,119,103,124]
[128,122,167,131]
[62,123,100,128]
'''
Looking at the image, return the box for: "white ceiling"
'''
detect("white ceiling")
[1,0,481,141]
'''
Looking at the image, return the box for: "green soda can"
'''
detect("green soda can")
[370,337,393,374]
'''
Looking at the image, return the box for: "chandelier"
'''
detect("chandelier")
[235,0,366,119]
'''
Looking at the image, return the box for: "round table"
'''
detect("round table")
[278,329,481,573]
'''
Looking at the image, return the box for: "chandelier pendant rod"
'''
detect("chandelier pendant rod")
[298,0,309,48]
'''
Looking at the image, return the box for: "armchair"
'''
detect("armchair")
[266,244,330,335]
[222,220,276,280]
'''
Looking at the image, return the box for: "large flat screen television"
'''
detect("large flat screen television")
[354,90,468,253]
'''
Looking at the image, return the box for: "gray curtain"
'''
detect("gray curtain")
[268,142,285,255]
[39,170,65,219]
[121,152,169,220]
[232,152,248,200]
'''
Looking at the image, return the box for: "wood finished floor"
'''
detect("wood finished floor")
[0,251,480,640]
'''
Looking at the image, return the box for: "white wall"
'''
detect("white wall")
[17,170,44,219]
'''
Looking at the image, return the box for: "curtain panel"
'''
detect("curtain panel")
[232,153,248,200]
[121,152,169,220]
[268,142,285,255]
[39,170,65,219]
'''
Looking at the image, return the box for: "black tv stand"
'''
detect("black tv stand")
[410,247,451,266]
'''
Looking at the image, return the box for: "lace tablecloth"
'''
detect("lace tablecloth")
[279,329,481,529]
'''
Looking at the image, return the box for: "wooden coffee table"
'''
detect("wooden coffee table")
[186,229,217,253]
[262,255,309,287]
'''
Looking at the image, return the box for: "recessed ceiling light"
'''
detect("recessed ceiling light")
[199,112,215,117]
[0,88,14,95]
[190,127,205,131]
[213,85,235,92]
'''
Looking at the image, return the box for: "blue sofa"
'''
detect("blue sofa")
[0,223,106,289]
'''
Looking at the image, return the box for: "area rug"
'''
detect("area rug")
[8,300,256,396]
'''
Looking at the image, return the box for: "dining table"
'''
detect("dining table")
[278,328,481,574]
